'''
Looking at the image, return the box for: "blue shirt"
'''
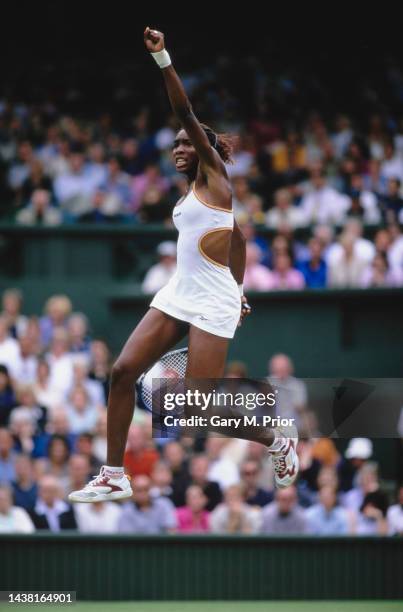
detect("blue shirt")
[298,259,327,288]
[305,504,349,535]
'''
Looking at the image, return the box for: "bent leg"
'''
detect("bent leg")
[107,308,188,465]
[185,324,274,446]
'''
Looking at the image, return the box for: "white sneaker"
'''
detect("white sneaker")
[268,425,299,488]
[68,466,132,503]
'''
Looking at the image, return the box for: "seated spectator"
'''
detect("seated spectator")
[29,475,77,531]
[341,462,389,515]
[74,433,102,473]
[118,475,176,534]
[176,484,210,533]
[11,454,38,512]
[68,313,91,355]
[205,437,240,490]
[269,252,305,290]
[231,176,264,224]
[266,188,305,230]
[124,424,159,478]
[0,315,21,380]
[297,237,327,288]
[300,168,349,225]
[380,142,403,186]
[210,484,261,534]
[7,141,34,201]
[64,454,91,498]
[43,410,76,456]
[346,174,380,225]
[65,385,99,435]
[9,411,46,458]
[162,440,190,504]
[130,164,170,213]
[16,189,62,226]
[387,485,403,535]
[46,328,74,394]
[243,243,273,291]
[11,384,47,435]
[69,356,104,407]
[100,155,131,211]
[33,360,63,413]
[1,288,28,340]
[40,295,72,349]
[173,453,222,511]
[86,143,107,187]
[0,365,16,426]
[142,241,177,295]
[353,493,388,535]
[338,438,373,492]
[150,460,174,500]
[20,159,53,206]
[239,459,273,507]
[36,434,71,487]
[78,189,125,223]
[328,233,367,288]
[75,500,122,534]
[0,483,35,533]
[305,486,350,535]
[261,485,307,534]
[88,340,111,404]
[92,411,107,465]
[379,178,403,224]
[15,334,38,384]
[0,428,17,482]
[54,147,101,216]
[360,252,403,288]
[266,353,307,425]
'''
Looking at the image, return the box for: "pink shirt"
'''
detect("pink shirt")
[244,264,274,291]
[269,269,306,290]
[176,507,210,533]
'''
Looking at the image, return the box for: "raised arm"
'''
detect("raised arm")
[144,27,224,176]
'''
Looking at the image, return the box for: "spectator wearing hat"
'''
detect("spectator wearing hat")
[141,241,177,294]
[338,438,373,492]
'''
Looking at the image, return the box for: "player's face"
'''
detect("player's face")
[172,130,198,175]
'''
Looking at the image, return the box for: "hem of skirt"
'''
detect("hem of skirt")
[149,302,236,339]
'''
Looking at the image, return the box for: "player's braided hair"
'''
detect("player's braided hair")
[200,123,235,164]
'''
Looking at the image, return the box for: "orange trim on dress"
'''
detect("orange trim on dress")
[192,182,233,213]
[198,227,232,269]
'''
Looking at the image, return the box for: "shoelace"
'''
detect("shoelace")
[272,454,287,476]
[86,470,131,488]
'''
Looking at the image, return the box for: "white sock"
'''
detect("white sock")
[268,429,287,453]
[104,465,124,479]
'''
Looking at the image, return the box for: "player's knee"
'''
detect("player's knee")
[111,359,135,387]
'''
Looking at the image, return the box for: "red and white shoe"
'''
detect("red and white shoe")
[68,466,132,503]
[268,426,299,488]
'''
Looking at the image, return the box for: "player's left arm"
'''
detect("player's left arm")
[144,27,226,180]
[230,220,251,325]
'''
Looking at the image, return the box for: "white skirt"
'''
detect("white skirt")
[150,271,241,339]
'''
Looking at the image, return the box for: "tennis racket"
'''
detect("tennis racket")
[135,347,188,413]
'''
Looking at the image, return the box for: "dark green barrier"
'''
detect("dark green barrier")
[1,534,402,600]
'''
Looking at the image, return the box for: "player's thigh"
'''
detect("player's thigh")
[115,307,188,377]
[185,325,229,378]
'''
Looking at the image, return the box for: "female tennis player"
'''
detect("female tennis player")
[69,27,298,503]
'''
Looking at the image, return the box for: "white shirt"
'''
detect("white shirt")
[387,504,403,535]
[389,236,403,273]
[300,186,349,225]
[266,206,306,229]
[54,171,98,203]
[46,353,74,394]
[75,502,122,533]
[0,337,21,379]
[326,238,376,267]
[0,506,35,533]
[208,458,240,490]
[14,354,38,384]
[35,499,70,532]
[380,157,403,182]
[142,263,177,295]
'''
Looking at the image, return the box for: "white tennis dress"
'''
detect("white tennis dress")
[150,182,241,338]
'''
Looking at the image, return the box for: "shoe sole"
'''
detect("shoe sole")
[68,489,133,503]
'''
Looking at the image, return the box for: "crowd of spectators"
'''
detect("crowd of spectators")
[0,287,402,536]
